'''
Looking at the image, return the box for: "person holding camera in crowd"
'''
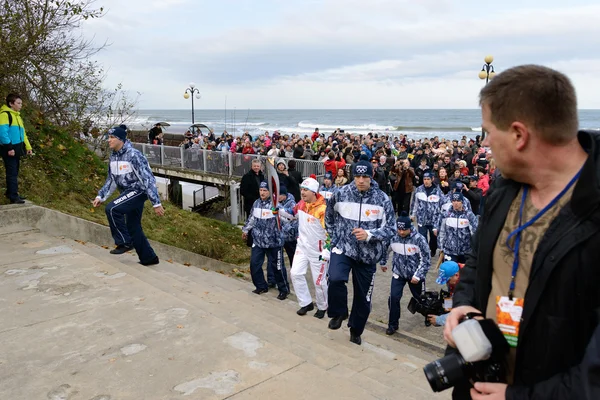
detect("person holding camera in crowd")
[463,175,484,215]
[444,65,600,400]
[380,212,431,336]
[426,260,462,327]
[391,158,416,215]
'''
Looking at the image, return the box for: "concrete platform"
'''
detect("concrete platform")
[0,215,451,399]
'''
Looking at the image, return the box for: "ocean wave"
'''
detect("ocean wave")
[395,126,482,132]
[297,121,396,131]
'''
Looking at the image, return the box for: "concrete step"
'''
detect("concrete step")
[0,230,390,400]
[74,240,447,399]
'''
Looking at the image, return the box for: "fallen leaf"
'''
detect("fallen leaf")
[176,325,184,329]
[89,208,95,213]
[204,291,209,295]
[167,259,173,263]
[74,239,86,245]
[183,262,191,267]
[201,267,208,271]
[109,358,117,363]
[16,301,24,305]
[168,357,175,361]
[139,298,145,301]
[101,246,109,249]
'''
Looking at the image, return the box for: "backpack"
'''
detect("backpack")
[2,111,13,127]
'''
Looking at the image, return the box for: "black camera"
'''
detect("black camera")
[407,289,450,326]
[423,319,509,392]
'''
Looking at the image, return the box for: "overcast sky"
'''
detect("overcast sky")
[82,0,600,109]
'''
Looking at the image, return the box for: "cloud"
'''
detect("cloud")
[79,0,600,108]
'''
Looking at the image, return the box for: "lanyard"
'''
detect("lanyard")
[505,168,582,299]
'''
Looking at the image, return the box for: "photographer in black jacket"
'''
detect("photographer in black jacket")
[444,65,600,400]
[462,175,483,215]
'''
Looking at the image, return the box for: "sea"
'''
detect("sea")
[129,109,600,140]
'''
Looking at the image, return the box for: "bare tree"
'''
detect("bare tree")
[0,0,138,137]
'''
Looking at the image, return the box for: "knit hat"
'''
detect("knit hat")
[324,171,333,180]
[300,177,319,193]
[396,212,412,230]
[353,154,373,177]
[423,172,433,179]
[280,185,288,195]
[451,192,464,202]
[259,181,268,189]
[108,125,128,142]
[436,261,460,285]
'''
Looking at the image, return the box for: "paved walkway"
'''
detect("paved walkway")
[0,224,450,399]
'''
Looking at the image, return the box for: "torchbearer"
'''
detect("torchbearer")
[289,176,330,319]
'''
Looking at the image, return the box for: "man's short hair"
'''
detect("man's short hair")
[251,159,261,165]
[479,64,578,144]
[6,93,21,106]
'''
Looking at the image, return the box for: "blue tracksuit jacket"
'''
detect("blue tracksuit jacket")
[410,184,444,228]
[437,208,478,256]
[97,141,161,206]
[381,229,431,281]
[325,181,396,264]
[243,198,284,248]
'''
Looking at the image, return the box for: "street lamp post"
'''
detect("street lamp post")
[478,55,496,84]
[183,82,201,125]
[478,56,496,143]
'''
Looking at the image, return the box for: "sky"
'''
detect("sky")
[81,0,600,109]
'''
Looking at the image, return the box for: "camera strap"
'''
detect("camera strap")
[504,167,582,300]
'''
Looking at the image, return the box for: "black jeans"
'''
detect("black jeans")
[2,154,20,201]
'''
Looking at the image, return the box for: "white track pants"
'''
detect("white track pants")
[290,247,329,311]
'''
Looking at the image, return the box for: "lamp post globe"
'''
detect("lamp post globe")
[479,70,488,80]
[484,55,494,64]
[184,83,201,125]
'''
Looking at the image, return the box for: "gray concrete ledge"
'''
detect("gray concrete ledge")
[0,204,238,274]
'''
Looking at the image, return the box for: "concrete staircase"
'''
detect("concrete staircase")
[0,220,451,399]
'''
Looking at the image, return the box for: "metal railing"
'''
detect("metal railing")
[132,143,327,180]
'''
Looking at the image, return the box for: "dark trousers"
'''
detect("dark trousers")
[418,224,438,255]
[2,154,20,201]
[250,246,289,294]
[327,253,376,336]
[268,241,296,284]
[105,190,157,263]
[388,276,424,330]
[393,191,412,215]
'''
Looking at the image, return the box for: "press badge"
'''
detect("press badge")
[443,296,453,312]
[495,296,524,348]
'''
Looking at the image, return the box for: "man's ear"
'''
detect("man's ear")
[511,122,530,151]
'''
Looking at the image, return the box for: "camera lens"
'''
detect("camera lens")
[423,353,466,392]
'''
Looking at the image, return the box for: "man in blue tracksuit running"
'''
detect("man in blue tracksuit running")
[410,172,443,256]
[325,156,396,345]
[380,212,431,336]
[437,191,478,264]
[242,181,290,300]
[93,125,165,266]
